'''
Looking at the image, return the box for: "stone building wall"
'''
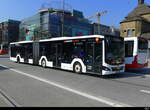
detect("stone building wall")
[120,21,142,37]
[120,0,150,38]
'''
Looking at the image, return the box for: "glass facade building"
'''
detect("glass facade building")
[20,14,41,41]
[19,8,92,41]
[0,19,20,46]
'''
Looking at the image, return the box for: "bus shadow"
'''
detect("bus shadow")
[0,66,9,71]
[48,67,146,79]
[126,68,150,76]
[101,73,145,79]
[43,64,144,79]
[78,72,145,79]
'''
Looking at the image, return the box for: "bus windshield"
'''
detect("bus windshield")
[105,36,124,65]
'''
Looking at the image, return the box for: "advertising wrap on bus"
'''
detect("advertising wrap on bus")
[124,37,149,69]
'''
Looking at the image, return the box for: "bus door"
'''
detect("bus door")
[51,43,62,68]
[86,42,102,74]
[33,42,39,65]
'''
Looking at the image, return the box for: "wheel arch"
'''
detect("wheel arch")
[16,54,22,62]
[71,58,86,73]
[39,56,48,66]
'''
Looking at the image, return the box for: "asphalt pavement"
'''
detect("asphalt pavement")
[0,55,150,107]
[0,94,11,107]
[0,55,13,107]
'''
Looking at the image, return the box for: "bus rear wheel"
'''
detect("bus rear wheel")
[17,57,20,63]
[73,62,82,74]
[41,59,46,68]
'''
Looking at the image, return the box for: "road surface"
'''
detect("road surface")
[0,56,150,107]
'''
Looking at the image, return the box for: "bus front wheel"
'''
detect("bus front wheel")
[41,59,46,68]
[73,62,82,74]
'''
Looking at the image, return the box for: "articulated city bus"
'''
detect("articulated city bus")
[10,35,125,75]
[124,37,149,69]
[0,45,8,55]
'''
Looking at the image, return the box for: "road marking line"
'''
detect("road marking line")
[0,88,21,107]
[140,90,150,94]
[0,64,132,107]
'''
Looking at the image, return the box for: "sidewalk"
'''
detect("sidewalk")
[0,54,9,58]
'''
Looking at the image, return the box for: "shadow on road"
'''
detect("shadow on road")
[85,72,145,79]
[126,68,150,75]
[73,69,149,79]
[54,66,149,79]
[0,66,9,71]
[103,68,150,79]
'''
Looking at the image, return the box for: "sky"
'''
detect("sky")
[0,0,150,28]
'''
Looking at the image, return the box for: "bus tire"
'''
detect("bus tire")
[73,62,82,74]
[41,59,46,68]
[17,57,20,63]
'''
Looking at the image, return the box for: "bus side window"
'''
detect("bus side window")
[138,40,148,50]
[62,43,74,63]
[40,42,51,59]
[49,43,56,61]
[72,42,85,59]
[28,44,33,59]
[41,47,46,56]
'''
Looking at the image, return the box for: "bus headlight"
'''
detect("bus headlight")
[102,66,111,71]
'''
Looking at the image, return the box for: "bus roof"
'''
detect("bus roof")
[39,35,104,42]
[124,37,138,41]
[10,35,104,44]
[10,40,34,45]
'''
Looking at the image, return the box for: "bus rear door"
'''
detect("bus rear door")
[51,43,62,68]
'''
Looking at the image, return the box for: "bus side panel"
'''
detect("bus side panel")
[39,41,54,67]
[137,38,149,67]
[125,37,148,69]
[138,50,148,65]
